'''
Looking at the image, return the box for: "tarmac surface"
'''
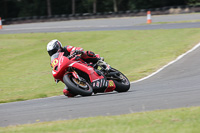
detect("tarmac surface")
[0,13,200,34]
[0,13,200,127]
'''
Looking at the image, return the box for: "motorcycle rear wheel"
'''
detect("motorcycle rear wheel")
[63,74,93,96]
[110,68,130,92]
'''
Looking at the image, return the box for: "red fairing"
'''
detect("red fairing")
[69,60,104,82]
[51,52,70,81]
[51,52,104,83]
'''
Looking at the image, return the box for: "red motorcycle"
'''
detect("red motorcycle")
[51,51,130,97]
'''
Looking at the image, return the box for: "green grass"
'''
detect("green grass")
[0,29,200,103]
[1,106,200,133]
[142,19,200,25]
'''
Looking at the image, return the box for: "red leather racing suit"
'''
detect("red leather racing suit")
[61,45,100,64]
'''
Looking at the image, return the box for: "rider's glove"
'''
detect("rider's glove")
[70,47,84,55]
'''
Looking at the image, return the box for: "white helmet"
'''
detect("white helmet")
[47,39,62,56]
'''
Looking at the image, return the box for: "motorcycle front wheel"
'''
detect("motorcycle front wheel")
[63,74,93,96]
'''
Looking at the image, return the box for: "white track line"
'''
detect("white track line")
[2,25,132,31]
[131,42,200,84]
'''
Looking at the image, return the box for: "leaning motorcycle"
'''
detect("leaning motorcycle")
[50,51,130,96]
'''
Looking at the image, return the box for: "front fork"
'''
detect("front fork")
[68,70,87,84]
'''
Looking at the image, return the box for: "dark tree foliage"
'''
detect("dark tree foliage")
[51,0,71,15]
[0,0,199,19]
[0,0,20,18]
[128,0,188,10]
[18,0,47,17]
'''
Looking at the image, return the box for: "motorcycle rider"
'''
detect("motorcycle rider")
[47,39,110,97]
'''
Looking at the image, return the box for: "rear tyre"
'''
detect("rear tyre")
[110,68,130,92]
[63,74,93,96]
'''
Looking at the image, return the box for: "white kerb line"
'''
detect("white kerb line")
[131,42,200,84]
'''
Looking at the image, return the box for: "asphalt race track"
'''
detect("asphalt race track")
[0,13,200,127]
[1,13,200,34]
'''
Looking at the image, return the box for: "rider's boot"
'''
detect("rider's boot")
[63,89,76,97]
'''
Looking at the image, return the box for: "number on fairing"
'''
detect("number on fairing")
[51,59,58,68]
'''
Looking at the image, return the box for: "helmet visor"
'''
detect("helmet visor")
[48,49,58,56]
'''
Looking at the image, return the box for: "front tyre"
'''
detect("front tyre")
[110,68,130,92]
[63,74,93,96]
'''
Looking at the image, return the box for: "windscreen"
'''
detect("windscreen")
[51,52,59,62]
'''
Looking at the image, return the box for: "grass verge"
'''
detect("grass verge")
[0,29,200,103]
[0,106,200,133]
[141,19,200,25]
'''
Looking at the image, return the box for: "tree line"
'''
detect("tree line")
[0,0,199,19]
